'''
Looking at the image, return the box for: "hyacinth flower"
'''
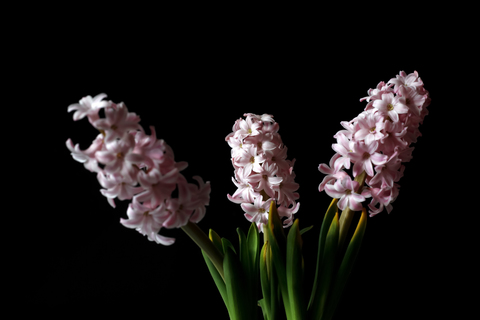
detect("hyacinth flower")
[226,113,300,232]
[319,70,430,218]
[66,94,224,280]
[311,70,430,319]
[66,70,430,320]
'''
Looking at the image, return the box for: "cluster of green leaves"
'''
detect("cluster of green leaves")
[202,198,367,320]
[202,222,261,320]
[307,198,367,320]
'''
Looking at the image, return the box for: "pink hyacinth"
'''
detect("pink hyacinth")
[318,71,430,216]
[226,113,300,231]
[67,94,211,245]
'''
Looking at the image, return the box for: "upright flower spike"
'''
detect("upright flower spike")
[318,70,430,216]
[226,113,300,231]
[67,94,211,245]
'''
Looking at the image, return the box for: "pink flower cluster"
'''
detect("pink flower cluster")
[66,94,211,245]
[318,71,431,216]
[226,113,300,231]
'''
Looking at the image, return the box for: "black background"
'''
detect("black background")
[9,9,473,319]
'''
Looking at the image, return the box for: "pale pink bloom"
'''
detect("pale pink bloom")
[226,135,244,158]
[95,133,141,182]
[234,144,265,176]
[241,196,274,231]
[318,153,349,192]
[372,92,409,122]
[246,162,283,199]
[245,113,275,123]
[93,102,141,144]
[227,191,256,204]
[354,112,385,145]
[227,113,300,227]
[273,170,300,208]
[162,176,195,229]
[349,141,388,177]
[97,172,143,208]
[131,126,178,173]
[320,71,430,216]
[120,198,174,246]
[234,117,262,140]
[134,167,179,208]
[324,175,371,211]
[367,186,395,217]
[359,81,394,103]
[398,85,426,117]
[369,151,404,188]
[164,144,188,175]
[133,173,210,229]
[378,120,408,155]
[370,183,399,216]
[68,93,211,245]
[419,88,431,119]
[66,134,104,172]
[388,70,423,93]
[277,201,300,228]
[188,176,211,223]
[402,112,424,146]
[228,167,259,204]
[264,145,290,175]
[67,93,111,123]
[244,131,277,153]
[334,121,356,140]
[261,122,282,146]
[131,127,162,170]
[331,132,354,170]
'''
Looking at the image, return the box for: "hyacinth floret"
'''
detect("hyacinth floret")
[226,113,300,231]
[67,94,211,245]
[319,71,430,216]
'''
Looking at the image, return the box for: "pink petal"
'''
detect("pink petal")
[324,184,345,199]
[338,195,348,210]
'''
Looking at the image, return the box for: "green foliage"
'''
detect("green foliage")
[203,223,261,320]
[201,200,367,320]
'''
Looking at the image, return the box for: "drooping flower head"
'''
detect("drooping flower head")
[319,71,430,216]
[226,113,300,231]
[67,94,211,245]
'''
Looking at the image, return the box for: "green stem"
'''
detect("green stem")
[181,221,225,282]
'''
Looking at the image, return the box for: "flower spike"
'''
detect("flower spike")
[318,70,430,216]
[67,94,211,245]
[226,113,300,231]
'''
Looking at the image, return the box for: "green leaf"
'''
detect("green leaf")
[259,242,272,320]
[246,223,261,317]
[308,198,338,311]
[224,246,248,320]
[222,237,236,255]
[237,227,258,319]
[262,240,281,320]
[266,207,291,319]
[258,298,270,320]
[308,210,339,320]
[267,201,287,254]
[286,219,306,320]
[209,229,224,257]
[237,227,250,272]
[201,250,228,312]
[247,222,260,272]
[322,208,367,320]
[300,225,314,235]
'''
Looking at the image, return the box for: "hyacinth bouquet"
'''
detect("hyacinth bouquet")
[66,71,430,320]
